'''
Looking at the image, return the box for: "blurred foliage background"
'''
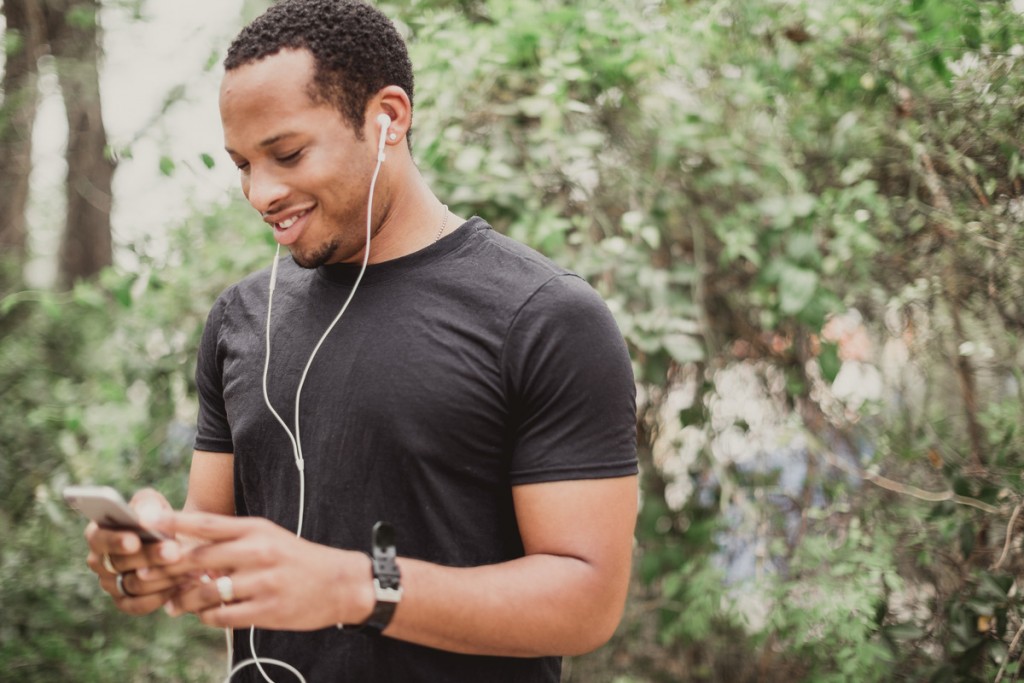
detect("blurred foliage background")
[2,0,1024,681]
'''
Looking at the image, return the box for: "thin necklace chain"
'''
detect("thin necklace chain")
[435,204,449,242]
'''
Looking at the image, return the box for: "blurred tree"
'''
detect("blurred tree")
[0,0,114,292]
[3,0,1024,680]
[0,0,42,291]
[47,0,114,289]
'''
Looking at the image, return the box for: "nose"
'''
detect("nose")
[244,166,289,216]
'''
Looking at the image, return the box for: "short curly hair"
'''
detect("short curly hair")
[224,0,414,140]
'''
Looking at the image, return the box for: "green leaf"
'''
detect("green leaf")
[929,52,951,84]
[819,342,841,383]
[962,23,981,49]
[40,295,62,319]
[72,284,106,310]
[0,293,20,315]
[200,153,216,170]
[886,621,925,641]
[778,265,819,315]
[204,49,222,72]
[663,334,703,364]
[159,156,176,177]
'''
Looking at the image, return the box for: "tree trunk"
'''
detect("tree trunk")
[0,0,44,291]
[45,0,114,289]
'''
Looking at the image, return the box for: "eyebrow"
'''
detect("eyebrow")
[225,132,300,155]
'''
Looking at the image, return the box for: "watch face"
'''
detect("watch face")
[373,521,397,549]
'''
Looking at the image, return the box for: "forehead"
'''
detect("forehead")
[220,48,317,107]
[219,48,341,148]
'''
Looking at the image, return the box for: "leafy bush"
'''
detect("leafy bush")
[4,0,1024,679]
[0,201,269,681]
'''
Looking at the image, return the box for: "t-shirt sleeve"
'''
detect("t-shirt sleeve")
[503,273,638,485]
[193,292,234,453]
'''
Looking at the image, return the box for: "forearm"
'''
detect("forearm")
[166,477,638,651]
[381,552,626,657]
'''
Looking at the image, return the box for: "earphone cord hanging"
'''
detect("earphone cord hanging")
[222,129,386,683]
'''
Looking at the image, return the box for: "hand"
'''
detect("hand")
[163,512,375,631]
[84,488,184,615]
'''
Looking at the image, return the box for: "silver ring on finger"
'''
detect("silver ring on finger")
[115,572,136,598]
[102,553,117,574]
[216,575,235,603]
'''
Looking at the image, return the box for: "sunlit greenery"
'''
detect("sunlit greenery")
[3,0,1024,681]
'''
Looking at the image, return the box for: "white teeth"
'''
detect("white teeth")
[276,209,308,229]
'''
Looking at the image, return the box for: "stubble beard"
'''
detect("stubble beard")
[290,200,384,269]
[290,237,341,269]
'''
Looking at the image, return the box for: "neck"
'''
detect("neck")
[349,153,451,265]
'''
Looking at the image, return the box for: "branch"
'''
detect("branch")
[821,450,1001,515]
[992,501,1024,571]
[994,617,1024,683]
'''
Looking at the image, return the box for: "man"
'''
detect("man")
[84,1,638,680]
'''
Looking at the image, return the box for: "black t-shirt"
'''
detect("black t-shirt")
[194,217,638,682]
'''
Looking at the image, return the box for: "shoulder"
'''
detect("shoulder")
[454,219,600,311]
[461,220,570,281]
[449,218,623,342]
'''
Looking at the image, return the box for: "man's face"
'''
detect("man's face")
[220,49,377,268]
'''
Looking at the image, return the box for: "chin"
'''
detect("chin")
[291,239,340,269]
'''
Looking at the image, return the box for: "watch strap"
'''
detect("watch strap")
[340,521,402,634]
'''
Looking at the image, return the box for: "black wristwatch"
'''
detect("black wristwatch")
[342,521,403,633]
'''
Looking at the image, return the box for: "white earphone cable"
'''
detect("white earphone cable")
[225,123,388,683]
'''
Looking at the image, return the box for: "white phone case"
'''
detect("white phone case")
[63,485,169,542]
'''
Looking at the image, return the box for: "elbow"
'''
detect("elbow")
[563,611,624,656]
[563,582,628,656]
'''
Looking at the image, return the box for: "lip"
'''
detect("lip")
[266,207,313,246]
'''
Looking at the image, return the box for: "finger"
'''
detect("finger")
[85,521,143,556]
[130,487,174,512]
[101,571,180,597]
[196,599,270,630]
[87,550,134,577]
[166,511,257,542]
[135,563,195,582]
[130,488,176,536]
[86,540,183,576]
[180,535,265,575]
[114,588,178,617]
[171,571,251,616]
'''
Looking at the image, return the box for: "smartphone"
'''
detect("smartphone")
[63,485,170,543]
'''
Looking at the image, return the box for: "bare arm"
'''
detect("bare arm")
[167,474,637,657]
[183,450,235,515]
[387,475,637,656]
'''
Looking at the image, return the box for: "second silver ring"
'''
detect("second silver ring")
[216,575,235,603]
[115,572,134,598]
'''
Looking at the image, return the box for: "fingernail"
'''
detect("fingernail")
[160,543,181,562]
[164,602,180,617]
[137,567,150,579]
[136,502,162,526]
[121,537,140,553]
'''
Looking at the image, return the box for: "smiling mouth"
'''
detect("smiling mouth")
[275,208,311,230]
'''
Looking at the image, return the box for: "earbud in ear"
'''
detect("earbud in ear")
[375,114,392,161]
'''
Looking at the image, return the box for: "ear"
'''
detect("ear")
[369,85,412,148]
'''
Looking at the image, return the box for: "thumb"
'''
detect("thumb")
[131,488,174,530]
